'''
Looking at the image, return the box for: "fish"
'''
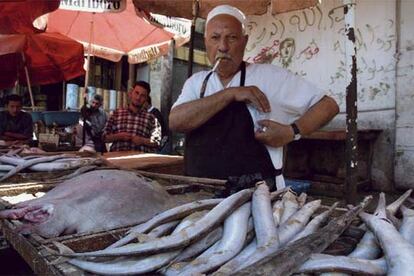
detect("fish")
[108,198,223,248]
[252,183,278,247]
[272,199,284,227]
[136,220,180,243]
[169,202,251,275]
[55,211,207,275]
[170,226,223,263]
[278,199,321,246]
[280,190,299,224]
[360,201,414,275]
[349,190,411,259]
[399,205,414,242]
[0,155,70,181]
[299,191,414,276]
[52,189,253,257]
[214,184,280,275]
[297,253,387,275]
[289,202,338,243]
[0,170,173,238]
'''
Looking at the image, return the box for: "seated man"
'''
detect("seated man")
[0,94,33,144]
[76,94,108,153]
[139,81,168,150]
[104,82,161,152]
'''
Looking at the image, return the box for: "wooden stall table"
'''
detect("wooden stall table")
[103,151,184,175]
[285,129,382,197]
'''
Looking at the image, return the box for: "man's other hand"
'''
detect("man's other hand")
[131,135,143,145]
[254,120,294,147]
[116,132,132,142]
[227,86,271,113]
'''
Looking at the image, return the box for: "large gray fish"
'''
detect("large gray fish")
[0,170,173,238]
[52,189,252,257]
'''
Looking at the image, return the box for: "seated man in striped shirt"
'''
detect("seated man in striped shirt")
[103,82,161,152]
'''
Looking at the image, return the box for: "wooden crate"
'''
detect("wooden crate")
[0,169,367,275]
[0,169,225,275]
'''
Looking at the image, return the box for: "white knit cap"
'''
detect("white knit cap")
[206,5,246,29]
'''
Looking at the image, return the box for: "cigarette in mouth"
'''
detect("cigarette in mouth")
[212,58,222,72]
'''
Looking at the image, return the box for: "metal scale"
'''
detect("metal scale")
[31,111,80,150]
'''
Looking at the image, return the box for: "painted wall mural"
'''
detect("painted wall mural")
[244,0,397,111]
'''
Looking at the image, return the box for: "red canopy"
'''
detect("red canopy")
[0,0,60,34]
[0,0,85,90]
[47,0,177,63]
[0,33,86,89]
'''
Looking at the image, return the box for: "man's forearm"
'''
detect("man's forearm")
[104,133,119,143]
[295,96,339,135]
[3,132,30,141]
[141,137,159,148]
[169,89,234,133]
[132,136,159,148]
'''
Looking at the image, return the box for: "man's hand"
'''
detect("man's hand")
[116,132,132,142]
[254,120,294,148]
[131,135,143,145]
[227,86,271,113]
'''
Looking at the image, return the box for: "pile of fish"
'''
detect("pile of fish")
[297,189,414,275]
[0,170,174,237]
[0,151,102,182]
[44,184,414,276]
[47,183,341,275]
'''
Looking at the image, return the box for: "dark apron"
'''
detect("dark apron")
[184,62,280,195]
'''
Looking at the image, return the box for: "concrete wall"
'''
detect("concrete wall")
[245,0,400,190]
[395,0,414,189]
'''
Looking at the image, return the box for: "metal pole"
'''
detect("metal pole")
[83,13,95,146]
[161,39,174,153]
[21,52,35,109]
[187,0,199,78]
[344,0,358,204]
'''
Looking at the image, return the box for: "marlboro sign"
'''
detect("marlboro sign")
[59,0,126,13]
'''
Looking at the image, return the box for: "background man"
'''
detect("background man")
[138,80,168,151]
[76,94,108,153]
[0,94,33,144]
[104,82,161,152]
[169,5,339,193]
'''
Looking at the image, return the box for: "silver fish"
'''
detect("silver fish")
[360,206,414,275]
[290,202,338,243]
[280,190,299,224]
[172,202,251,275]
[57,212,206,275]
[215,184,280,274]
[53,189,252,257]
[278,200,321,246]
[108,198,223,248]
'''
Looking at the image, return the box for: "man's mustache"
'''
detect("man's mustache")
[215,53,231,60]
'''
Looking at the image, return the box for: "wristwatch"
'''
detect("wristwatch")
[291,122,301,141]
